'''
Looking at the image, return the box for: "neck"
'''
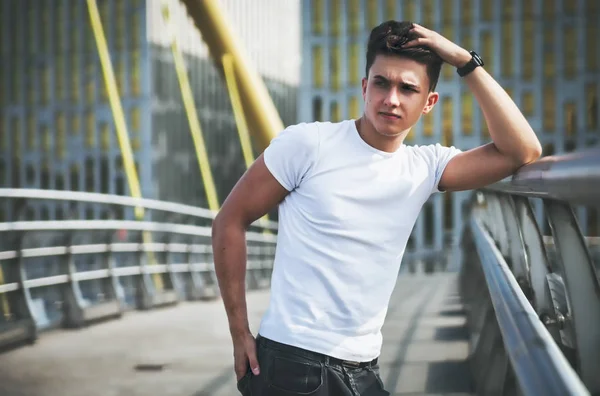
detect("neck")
[355,116,408,153]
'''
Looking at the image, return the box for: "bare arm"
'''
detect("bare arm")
[404,24,542,192]
[439,66,542,191]
[212,154,289,338]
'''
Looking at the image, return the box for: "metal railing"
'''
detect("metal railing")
[460,146,600,395]
[0,189,277,350]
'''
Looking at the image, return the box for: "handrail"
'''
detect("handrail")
[485,146,600,206]
[0,220,276,243]
[0,188,279,230]
[470,216,589,396]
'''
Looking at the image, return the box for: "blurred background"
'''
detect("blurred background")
[0,1,599,395]
[1,0,598,262]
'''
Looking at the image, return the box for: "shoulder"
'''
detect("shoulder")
[404,143,461,161]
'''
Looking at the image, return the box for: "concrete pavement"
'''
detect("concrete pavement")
[0,273,473,396]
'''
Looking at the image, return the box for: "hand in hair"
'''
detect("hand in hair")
[402,23,472,69]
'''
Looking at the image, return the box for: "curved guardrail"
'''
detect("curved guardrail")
[460,146,600,395]
[0,190,276,351]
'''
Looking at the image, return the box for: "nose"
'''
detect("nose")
[383,87,400,107]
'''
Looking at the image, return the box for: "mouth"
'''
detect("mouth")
[379,112,401,120]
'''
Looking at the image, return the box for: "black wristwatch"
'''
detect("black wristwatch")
[456,51,484,77]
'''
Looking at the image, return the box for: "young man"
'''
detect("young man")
[212,21,541,395]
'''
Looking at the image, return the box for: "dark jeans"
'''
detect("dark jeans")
[237,335,390,396]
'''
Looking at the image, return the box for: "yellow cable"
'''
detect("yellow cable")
[161,3,220,212]
[87,0,163,290]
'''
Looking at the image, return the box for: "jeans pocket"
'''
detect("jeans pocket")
[267,355,323,395]
[237,371,252,396]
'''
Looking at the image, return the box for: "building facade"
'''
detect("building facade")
[0,0,301,326]
[0,0,301,223]
[300,0,600,268]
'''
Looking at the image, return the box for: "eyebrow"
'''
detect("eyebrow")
[373,75,421,90]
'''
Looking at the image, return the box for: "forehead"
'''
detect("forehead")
[369,54,429,85]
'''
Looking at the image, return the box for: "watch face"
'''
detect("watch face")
[472,52,484,66]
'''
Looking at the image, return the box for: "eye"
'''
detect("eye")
[374,80,388,87]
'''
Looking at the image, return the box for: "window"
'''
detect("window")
[312,97,323,121]
[70,164,80,191]
[523,92,535,117]
[481,31,494,75]
[461,92,473,135]
[27,114,36,150]
[329,0,341,36]
[564,26,577,78]
[330,102,341,122]
[564,102,577,136]
[312,46,323,88]
[348,96,360,119]
[481,0,493,21]
[403,0,416,21]
[461,0,472,27]
[311,0,323,35]
[543,27,555,78]
[56,113,66,159]
[330,45,341,91]
[543,85,556,132]
[385,0,396,19]
[348,43,360,85]
[442,97,453,146]
[587,84,598,129]
[366,0,378,30]
[348,0,360,35]
[86,111,96,148]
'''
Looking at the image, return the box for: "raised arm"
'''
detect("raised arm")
[212,154,289,379]
[403,23,542,192]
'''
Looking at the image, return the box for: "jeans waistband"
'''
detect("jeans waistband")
[256,334,378,369]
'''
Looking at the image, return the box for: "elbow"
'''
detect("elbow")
[525,142,542,164]
[212,210,246,242]
[516,139,542,166]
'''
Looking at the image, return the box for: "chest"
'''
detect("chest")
[296,154,432,230]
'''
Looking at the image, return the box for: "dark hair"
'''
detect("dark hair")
[365,20,443,91]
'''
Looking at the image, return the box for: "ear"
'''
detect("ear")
[422,91,439,114]
[361,77,368,100]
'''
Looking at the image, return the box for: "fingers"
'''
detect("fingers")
[402,37,428,48]
[234,362,247,381]
[246,340,261,375]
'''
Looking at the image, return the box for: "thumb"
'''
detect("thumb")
[246,341,260,375]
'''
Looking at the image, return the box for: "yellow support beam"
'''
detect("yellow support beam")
[161,2,220,211]
[87,0,163,290]
[180,0,285,152]
[86,0,143,217]
[222,54,254,169]
[222,53,270,226]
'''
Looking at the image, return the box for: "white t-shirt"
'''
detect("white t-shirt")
[258,119,461,362]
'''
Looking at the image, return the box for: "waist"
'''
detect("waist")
[256,334,378,369]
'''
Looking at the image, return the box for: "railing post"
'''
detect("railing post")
[105,230,125,308]
[496,194,530,293]
[4,232,38,345]
[185,241,205,300]
[512,196,559,342]
[544,199,600,392]
[136,231,154,310]
[62,230,86,328]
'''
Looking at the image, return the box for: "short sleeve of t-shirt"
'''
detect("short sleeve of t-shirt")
[414,143,462,194]
[430,143,462,193]
[263,123,320,191]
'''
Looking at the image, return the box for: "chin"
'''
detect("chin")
[374,122,405,138]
